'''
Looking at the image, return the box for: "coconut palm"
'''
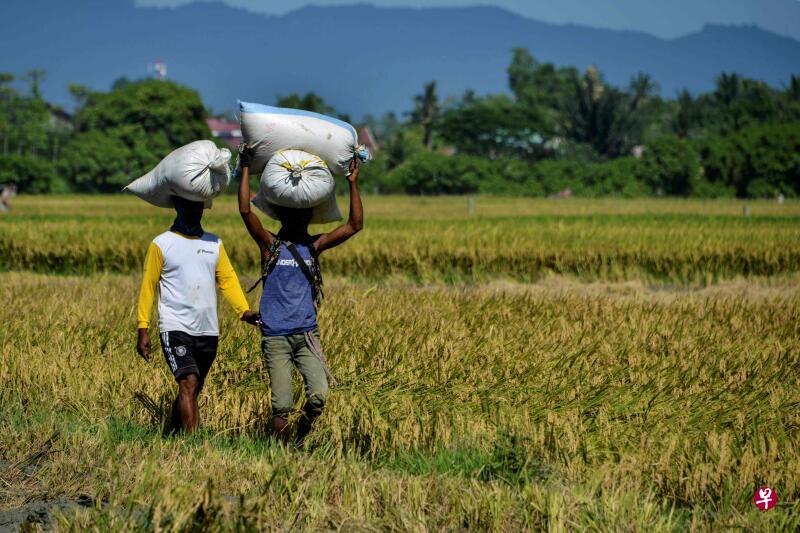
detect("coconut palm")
[411,81,439,149]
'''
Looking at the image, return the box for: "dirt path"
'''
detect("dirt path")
[0,498,86,532]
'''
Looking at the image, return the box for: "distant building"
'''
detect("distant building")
[356,125,379,154]
[206,118,242,151]
[45,104,74,132]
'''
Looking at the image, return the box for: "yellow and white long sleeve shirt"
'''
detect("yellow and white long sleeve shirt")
[137,231,249,336]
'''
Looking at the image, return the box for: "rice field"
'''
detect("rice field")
[2,195,799,283]
[1,195,799,530]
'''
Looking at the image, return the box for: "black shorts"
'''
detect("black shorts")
[160,331,218,382]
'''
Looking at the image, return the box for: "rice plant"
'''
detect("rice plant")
[1,196,798,283]
[1,195,798,530]
[1,273,798,529]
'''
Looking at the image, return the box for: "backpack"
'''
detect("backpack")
[247,237,324,308]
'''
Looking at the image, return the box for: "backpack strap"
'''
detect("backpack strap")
[246,237,282,293]
[307,239,324,301]
[285,242,323,307]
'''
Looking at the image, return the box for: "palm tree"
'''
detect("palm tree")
[565,66,641,157]
[566,67,605,148]
[674,89,696,138]
[629,73,658,110]
[584,65,604,103]
[25,69,46,99]
[411,81,439,149]
[714,73,742,106]
[788,75,800,101]
[507,47,537,99]
[0,73,14,156]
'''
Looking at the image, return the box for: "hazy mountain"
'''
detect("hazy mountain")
[137,0,800,42]
[1,1,798,118]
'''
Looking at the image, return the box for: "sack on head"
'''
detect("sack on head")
[252,150,342,224]
[124,140,231,208]
[239,101,358,176]
[259,150,334,208]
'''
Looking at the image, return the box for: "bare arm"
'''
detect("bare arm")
[237,150,274,250]
[315,158,364,253]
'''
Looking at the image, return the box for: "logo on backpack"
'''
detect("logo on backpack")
[277,258,312,267]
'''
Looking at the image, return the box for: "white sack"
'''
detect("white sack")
[124,141,231,207]
[253,150,342,224]
[258,150,334,208]
[239,101,358,176]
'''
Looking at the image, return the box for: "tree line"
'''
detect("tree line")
[0,73,209,193]
[361,49,800,197]
[1,50,799,197]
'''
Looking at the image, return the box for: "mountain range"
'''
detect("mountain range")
[1,0,799,118]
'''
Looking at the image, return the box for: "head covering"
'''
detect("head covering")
[170,196,205,237]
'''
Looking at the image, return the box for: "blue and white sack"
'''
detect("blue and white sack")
[239,101,367,176]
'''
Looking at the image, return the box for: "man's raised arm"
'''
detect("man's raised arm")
[314,158,364,253]
[238,147,274,250]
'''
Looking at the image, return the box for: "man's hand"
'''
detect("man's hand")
[137,328,152,362]
[347,157,361,183]
[241,310,261,327]
[239,145,253,172]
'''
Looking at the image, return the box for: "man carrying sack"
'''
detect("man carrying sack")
[136,196,260,434]
[237,146,364,445]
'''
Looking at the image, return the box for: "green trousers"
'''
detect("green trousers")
[261,329,329,415]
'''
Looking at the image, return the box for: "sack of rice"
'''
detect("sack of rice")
[252,149,342,224]
[239,101,362,176]
[124,141,231,207]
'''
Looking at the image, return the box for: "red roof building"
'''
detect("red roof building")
[206,118,242,151]
[357,125,379,154]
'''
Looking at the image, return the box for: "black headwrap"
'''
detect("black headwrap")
[170,196,205,238]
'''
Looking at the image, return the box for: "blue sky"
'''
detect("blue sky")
[136,0,800,40]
